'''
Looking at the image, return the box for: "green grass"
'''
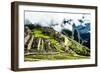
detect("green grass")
[54,44,64,52]
[68,37,90,56]
[32,29,50,38]
[24,54,90,61]
[25,28,90,62]
[32,28,90,56]
[32,28,58,44]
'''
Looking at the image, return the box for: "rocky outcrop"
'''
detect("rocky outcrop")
[24,25,90,56]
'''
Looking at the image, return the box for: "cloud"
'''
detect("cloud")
[25,11,90,32]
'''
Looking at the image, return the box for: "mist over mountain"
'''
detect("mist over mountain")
[25,16,90,48]
[25,16,90,31]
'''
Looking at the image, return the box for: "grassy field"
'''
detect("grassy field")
[32,28,58,44]
[24,54,90,61]
[24,27,90,61]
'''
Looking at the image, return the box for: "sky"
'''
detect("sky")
[24,11,91,32]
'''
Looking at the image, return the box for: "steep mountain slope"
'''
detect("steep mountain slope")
[24,24,90,61]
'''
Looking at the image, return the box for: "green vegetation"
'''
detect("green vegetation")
[24,26,90,61]
[25,54,89,61]
[68,37,90,56]
[32,28,58,44]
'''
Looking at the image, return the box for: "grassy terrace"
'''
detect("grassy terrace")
[25,54,90,61]
[32,28,58,44]
[24,28,90,61]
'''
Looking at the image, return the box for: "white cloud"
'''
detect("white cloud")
[25,11,90,32]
